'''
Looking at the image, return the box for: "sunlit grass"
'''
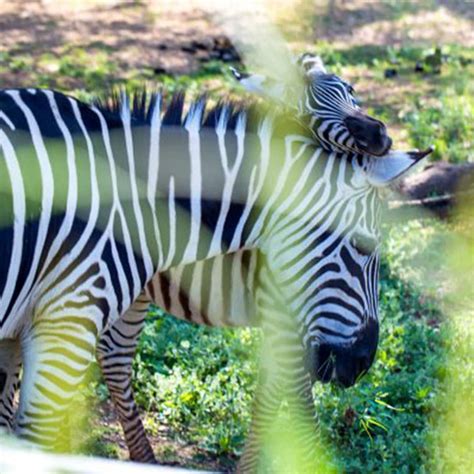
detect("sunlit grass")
[428,189,474,473]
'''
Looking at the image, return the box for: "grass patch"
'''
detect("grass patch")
[133,315,259,458]
[74,220,466,472]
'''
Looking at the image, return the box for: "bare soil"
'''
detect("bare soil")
[311,0,474,48]
[1,1,473,89]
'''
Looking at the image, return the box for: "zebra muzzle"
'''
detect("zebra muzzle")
[344,113,393,157]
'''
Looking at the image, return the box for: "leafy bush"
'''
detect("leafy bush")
[133,313,259,456]
[402,90,474,163]
[86,219,464,472]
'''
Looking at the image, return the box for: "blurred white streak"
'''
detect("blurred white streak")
[0,440,216,474]
[154,0,303,85]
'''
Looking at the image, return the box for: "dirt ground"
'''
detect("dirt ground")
[1,0,473,89]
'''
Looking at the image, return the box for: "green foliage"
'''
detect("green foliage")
[80,219,461,472]
[132,312,259,456]
[402,90,474,163]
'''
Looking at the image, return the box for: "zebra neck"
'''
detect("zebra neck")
[124,121,344,275]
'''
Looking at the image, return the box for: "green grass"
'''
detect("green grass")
[73,219,471,472]
[133,315,259,457]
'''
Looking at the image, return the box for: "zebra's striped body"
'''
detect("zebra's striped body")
[0,68,430,469]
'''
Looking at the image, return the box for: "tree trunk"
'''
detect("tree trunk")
[388,162,474,220]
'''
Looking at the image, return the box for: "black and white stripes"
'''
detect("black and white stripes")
[0,81,428,470]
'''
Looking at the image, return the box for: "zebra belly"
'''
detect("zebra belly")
[147,250,259,328]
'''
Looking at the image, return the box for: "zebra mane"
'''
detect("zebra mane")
[92,87,311,137]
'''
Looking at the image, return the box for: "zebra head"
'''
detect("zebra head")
[231,53,392,157]
[267,134,433,388]
[297,147,433,388]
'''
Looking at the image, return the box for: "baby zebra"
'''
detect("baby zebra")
[0,55,431,471]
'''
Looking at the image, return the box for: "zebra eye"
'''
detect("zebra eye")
[350,233,377,255]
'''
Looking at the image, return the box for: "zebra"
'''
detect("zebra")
[97,56,402,465]
[0,57,431,470]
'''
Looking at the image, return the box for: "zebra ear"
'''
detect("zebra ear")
[230,67,288,103]
[297,53,327,76]
[367,147,433,186]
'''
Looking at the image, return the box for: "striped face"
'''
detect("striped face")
[294,145,432,388]
[298,54,392,157]
[303,181,382,388]
[267,146,386,388]
[232,54,393,157]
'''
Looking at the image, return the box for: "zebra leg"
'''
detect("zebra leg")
[238,260,319,472]
[97,293,156,463]
[285,369,319,471]
[237,357,285,473]
[13,302,104,447]
[0,338,21,431]
[238,336,318,473]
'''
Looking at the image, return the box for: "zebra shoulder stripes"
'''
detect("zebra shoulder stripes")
[0,61,431,470]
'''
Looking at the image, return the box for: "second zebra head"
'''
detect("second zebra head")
[231,52,392,157]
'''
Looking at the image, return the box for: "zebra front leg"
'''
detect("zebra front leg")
[0,338,21,431]
[238,350,318,473]
[97,293,156,463]
[13,303,103,448]
[237,323,300,473]
[285,368,320,472]
[237,362,285,473]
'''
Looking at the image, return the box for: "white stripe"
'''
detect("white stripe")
[121,98,154,280]
[208,111,246,257]
[169,265,184,317]
[228,114,273,252]
[163,177,176,269]
[0,111,15,130]
[0,131,25,323]
[38,91,78,279]
[188,261,205,324]
[208,257,224,326]
[6,90,55,316]
[182,102,204,263]
[146,96,164,268]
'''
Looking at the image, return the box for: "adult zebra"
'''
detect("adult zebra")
[0,57,430,470]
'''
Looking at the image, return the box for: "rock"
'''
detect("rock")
[415,61,425,73]
[384,68,398,78]
[399,161,474,200]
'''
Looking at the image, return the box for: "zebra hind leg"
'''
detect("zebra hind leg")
[97,294,156,463]
[14,303,104,448]
[0,338,21,431]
